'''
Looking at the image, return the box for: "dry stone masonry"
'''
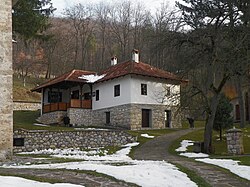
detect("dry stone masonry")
[226,128,244,155]
[13,101,41,111]
[13,129,136,153]
[0,0,13,160]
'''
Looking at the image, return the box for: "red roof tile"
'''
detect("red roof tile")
[97,61,187,83]
[32,61,187,92]
[31,70,96,92]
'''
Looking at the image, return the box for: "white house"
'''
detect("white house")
[32,50,187,129]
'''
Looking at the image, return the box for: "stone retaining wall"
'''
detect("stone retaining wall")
[226,128,244,155]
[13,101,40,111]
[13,129,135,153]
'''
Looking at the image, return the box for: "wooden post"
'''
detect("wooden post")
[80,84,83,108]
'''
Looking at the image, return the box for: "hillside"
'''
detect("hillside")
[13,75,43,102]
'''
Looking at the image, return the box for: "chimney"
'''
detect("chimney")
[132,49,139,63]
[111,56,117,66]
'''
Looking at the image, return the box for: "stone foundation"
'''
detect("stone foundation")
[38,104,182,130]
[68,108,92,126]
[226,128,244,155]
[13,129,136,153]
[38,111,67,125]
[93,104,181,130]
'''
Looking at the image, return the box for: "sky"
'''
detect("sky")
[51,0,177,17]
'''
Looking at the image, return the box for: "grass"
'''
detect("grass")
[13,75,42,102]
[127,129,178,158]
[173,163,211,187]
[170,122,250,156]
[14,110,76,131]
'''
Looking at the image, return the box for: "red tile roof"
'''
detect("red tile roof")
[31,70,96,92]
[97,61,187,83]
[32,61,187,92]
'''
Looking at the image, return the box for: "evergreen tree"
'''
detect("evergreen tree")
[213,94,233,141]
[12,0,55,40]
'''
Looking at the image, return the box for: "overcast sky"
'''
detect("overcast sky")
[51,0,177,16]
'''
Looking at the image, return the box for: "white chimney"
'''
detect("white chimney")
[111,56,117,66]
[132,49,139,63]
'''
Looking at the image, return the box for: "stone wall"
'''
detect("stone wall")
[38,104,182,130]
[13,129,136,153]
[68,108,92,126]
[38,111,67,125]
[93,104,131,129]
[226,128,244,155]
[13,101,40,111]
[0,0,13,160]
[93,104,182,130]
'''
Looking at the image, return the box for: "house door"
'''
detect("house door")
[106,112,110,124]
[165,110,172,128]
[142,109,150,128]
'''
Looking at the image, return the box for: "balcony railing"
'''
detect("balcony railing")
[43,99,92,113]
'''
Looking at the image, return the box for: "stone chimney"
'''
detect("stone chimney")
[132,49,139,63]
[111,56,117,66]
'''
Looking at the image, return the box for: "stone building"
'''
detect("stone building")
[0,0,13,160]
[33,50,187,129]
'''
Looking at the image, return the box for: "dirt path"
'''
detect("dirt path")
[133,128,250,187]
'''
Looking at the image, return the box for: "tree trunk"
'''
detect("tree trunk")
[235,76,245,128]
[204,94,220,153]
[219,124,222,141]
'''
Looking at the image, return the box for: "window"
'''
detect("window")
[96,90,99,101]
[141,84,147,95]
[48,91,62,103]
[114,84,120,97]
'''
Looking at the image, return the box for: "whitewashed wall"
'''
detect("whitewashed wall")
[92,75,180,110]
[93,76,132,110]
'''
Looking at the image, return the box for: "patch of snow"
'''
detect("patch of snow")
[5,142,197,187]
[8,160,197,187]
[78,74,105,83]
[32,157,51,160]
[33,123,49,127]
[196,158,250,180]
[175,140,194,152]
[180,152,209,158]
[141,134,154,138]
[0,176,84,187]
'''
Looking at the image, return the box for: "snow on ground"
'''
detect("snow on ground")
[33,123,49,127]
[140,134,155,138]
[0,176,84,187]
[78,74,105,83]
[74,128,108,131]
[175,140,194,152]
[5,142,198,187]
[180,152,209,158]
[196,158,250,180]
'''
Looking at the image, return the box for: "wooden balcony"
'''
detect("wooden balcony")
[43,99,92,113]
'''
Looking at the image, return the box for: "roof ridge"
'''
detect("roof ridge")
[66,69,76,80]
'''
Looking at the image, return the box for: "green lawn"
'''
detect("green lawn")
[170,123,250,156]
[14,110,75,131]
